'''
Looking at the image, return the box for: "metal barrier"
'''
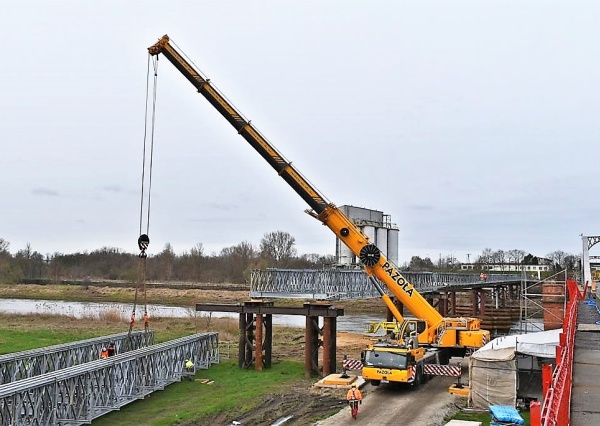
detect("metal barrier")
[531,280,583,426]
[250,268,524,299]
[0,332,219,426]
[0,330,153,385]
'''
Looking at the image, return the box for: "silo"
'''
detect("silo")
[376,227,388,257]
[362,225,376,245]
[387,228,399,266]
[336,238,354,266]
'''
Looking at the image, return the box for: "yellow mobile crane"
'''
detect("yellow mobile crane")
[148,35,490,387]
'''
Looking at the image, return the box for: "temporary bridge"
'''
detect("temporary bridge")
[0,332,219,425]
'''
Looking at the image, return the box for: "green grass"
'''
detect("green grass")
[0,320,306,426]
[448,409,531,426]
[0,328,101,354]
[93,359,306,426]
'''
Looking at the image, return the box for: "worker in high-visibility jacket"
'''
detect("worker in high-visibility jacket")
[185,359,195,381]
[346,383,362,403]
[100,347,109,359]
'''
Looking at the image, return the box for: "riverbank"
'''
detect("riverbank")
[0,283,387,315]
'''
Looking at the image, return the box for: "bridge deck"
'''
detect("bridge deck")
[571,298,600,425]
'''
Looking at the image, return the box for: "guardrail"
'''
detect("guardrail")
[0,330,153,385]
[531,279,583,426]
[0,332,219,425]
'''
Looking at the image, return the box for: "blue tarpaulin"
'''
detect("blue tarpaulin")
[489,405,525,425]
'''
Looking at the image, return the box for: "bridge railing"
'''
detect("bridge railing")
[250,268,524,299]
[531,280,583,426]
[0,332,219,426]
[0,330,153,385]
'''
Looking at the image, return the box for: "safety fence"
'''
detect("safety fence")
[0,330,153,385]
[531,279,584,426]
[0,332,219,425]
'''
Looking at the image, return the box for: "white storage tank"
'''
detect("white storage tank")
[376,227,388,257]
[387,228,399,266]
[362,225,376,245]
[336,238,354,265]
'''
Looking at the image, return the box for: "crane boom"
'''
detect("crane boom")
[148,35,489,348]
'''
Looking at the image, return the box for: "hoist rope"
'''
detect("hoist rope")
[127,54,159,348]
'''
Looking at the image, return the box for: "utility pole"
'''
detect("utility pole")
[466,253,471,263]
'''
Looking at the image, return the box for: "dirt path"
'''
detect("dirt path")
[314,377,459,426]
[200,374,461,426]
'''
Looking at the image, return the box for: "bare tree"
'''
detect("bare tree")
[546,250,567,268]
[0,238,9,253]
[155,243,176,281]
[259,231,297,266]
[507,249,527,264]
[476,248,493,265]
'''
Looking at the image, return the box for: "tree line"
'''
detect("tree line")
[0,232,334,285]
[0,235,579,284]
[405,248,580,272]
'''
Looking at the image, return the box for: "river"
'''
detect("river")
[0,298,387,334]
[0,298,539,336]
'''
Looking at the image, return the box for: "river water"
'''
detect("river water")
[0,298,539,336]
[0,298,386,334]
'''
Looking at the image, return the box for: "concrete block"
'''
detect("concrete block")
[444,420,482,426]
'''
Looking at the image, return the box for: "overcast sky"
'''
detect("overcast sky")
[1,1,599,264]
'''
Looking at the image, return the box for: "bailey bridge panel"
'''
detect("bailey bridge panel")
[250,269,524,299]
[0,330,153,386]
[0,332,219,426]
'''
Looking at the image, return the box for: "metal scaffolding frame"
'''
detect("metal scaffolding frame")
[0,333,219,426]
[250,269,523,299]
[518,269,567,334]
[0,331,153,386]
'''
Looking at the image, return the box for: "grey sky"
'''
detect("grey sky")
[1,1,599,263]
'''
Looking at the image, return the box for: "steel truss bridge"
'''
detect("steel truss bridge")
[0,331,153,386]
[0,332,219,425]
[250,269,525,299]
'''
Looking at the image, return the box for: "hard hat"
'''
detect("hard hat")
[102,347,106,351]
[351,383,357,387]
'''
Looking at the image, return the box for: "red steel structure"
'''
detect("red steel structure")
[531,280,586,426]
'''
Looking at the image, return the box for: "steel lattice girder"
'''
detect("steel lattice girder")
[0,332,219,426]
[0,331,154,386]
[249,269,524,299]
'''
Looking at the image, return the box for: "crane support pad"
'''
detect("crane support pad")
[424,364,461,377]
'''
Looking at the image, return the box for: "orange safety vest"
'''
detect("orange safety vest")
[346,388,362,401]
[100,350,109,359]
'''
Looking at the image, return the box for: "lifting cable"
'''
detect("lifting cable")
[126,53,159,348]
